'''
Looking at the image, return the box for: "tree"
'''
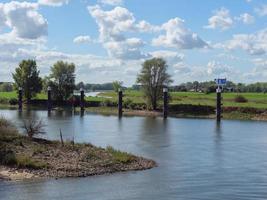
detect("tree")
[76,82,85,90]
[12,60,43,103]
[48,61,75,101]
[112,81,123,92]
[137,58,172,110]
[0,82,13,92]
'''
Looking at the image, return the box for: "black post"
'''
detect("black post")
[80,88,85,111]
[118,89,123,118]
[47,86,52,111]
[163,88,168,119]
[216,87,222,122]
[18,87,22,111]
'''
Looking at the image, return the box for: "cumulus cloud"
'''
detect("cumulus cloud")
[99,0,123,6]
[205,7,233,30]
[255,4,267,16]
[218,28,267,55]
[149,50,184,64]
[73,35,92,44]
[152,17,207,49]
[236,13,255,24]
[88,5,159,60]
[103,37,147,60]
[0,2,47,39]
[38,0,69,7]
[207,61,231,77]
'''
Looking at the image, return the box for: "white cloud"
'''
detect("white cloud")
[152,17,207,49]
[149,50,184,64]
[88,5,136,42]
[255,4,267,16]
[207,61,231,77]
[103,37,147,60]
[38,0,69,7]
[236,13,255,24]
[219,28,267,55]
[99,0,123,6]
[0,2,47,39]
[73,35,92,44]
[205,7,233,30]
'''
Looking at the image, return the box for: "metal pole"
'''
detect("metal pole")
[163,88,168,119]
[118,89,123,118]
[216,87,222,122]
[47,86,52,111]
[18,87,22,111]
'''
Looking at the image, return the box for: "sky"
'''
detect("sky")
[0,0,267,86]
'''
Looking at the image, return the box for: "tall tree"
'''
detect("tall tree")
[137,58,172,110]
[12,60,42,102]
[112,81,123,92]
[48,61,75,101]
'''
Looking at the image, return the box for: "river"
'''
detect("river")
[1,109,267,200]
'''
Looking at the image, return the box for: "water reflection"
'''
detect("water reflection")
[1,110,267,200]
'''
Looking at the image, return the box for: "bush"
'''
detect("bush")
[22,119,46,139]
[123,98,133,109]
[234,95,248,103]
[100,99,116,107]
[15,154,47,169]
[0,149,17,166]
[9,98,18,105]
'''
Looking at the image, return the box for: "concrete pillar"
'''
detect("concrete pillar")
[18,87,22,111]
[118,89,123,118]
[163,88,168,119]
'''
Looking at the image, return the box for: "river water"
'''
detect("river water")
[1,109,267,200]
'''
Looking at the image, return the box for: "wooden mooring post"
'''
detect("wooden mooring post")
[47,86,52,112]
[18,87,23,111]
[163,88,168,119]
[216,87,222,122]
[118,89,123,118]
[80,88,85,111]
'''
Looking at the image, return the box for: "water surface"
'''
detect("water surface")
[1,109,267,200]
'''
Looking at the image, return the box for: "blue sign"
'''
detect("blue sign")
[215,78,227,86]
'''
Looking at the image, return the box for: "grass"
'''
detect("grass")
[2,90,267,109]
[106,146,134,164]
[98,91,267,109]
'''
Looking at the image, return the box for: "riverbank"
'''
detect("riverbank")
[85,106,267,121]
[0,119,156,181]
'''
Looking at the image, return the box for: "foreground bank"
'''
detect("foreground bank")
[0,119,156,181]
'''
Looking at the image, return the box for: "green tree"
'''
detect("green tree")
[137,58,172,110]
[48,61,75,101]
[12,60,42,102]
[0,82,13,92]
[112,81,123,92]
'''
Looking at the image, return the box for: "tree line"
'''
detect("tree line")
[5,58,267,111]
[170,81,267,93]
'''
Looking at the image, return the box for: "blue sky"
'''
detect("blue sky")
[0,0,267,85]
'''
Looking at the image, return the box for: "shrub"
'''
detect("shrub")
[22,119,46,139]
[234,95,248,103]
[0,117,18,137]
[9,98,18,105]
[15,155,47,169]
[123,98,133,109]
[106,146,134,163]
[100,99,116,107]
[0,149,17,166]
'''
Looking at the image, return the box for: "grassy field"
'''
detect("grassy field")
[1,90,267,109]
[99,90,267,109]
